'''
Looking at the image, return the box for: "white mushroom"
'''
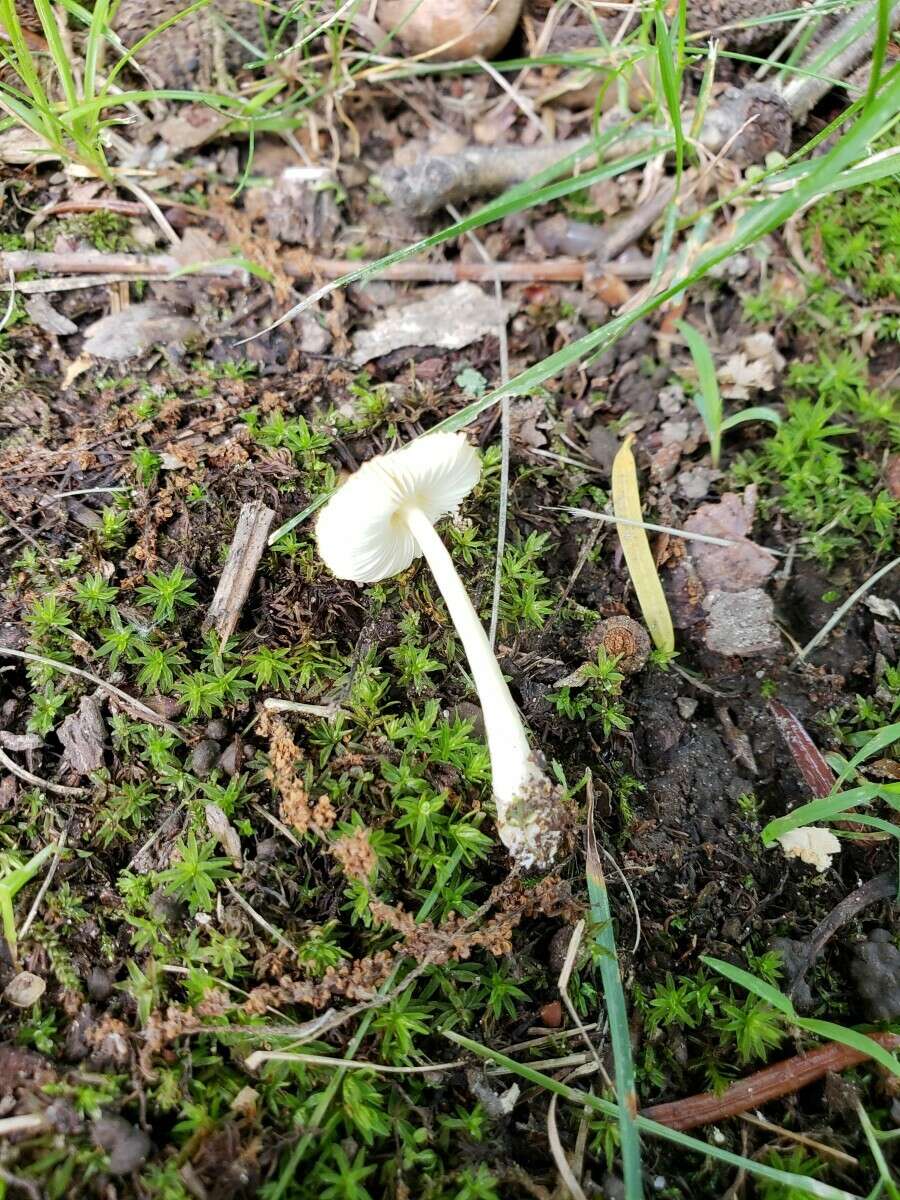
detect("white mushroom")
[776,826,841,873]
[316,431,567,868]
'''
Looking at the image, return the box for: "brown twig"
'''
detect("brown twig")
[0,747,86,798]
[283,252,654,284]
[38,200,150,218]
[378,82,792,216]
[0,648,181,736]
[641,1032,900,1131]
[779,0,900,122]
[0,250,178,276]
[785,872,898,1004]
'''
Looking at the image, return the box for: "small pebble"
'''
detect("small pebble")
[540,1001,563,1028]
[189,738,221,776]
[4,971,46,1007]
[217,739,243,777]
[704,589,781,657]
[87,966,114,1002]
[92,1114,151,1175]
[205,719,229,740]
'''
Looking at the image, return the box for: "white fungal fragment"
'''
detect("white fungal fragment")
[776,826,842,873]
[316,432,569,868]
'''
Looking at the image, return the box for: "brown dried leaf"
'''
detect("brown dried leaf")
[684,488,777,593]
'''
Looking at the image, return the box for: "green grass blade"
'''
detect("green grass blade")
[655,2,686,183]
[719,405,782,433]
[0,0,53,117]
[856,1101,900,1200]
[700,956,796,1016]
[798,1019,900,1079]
[445,1032,863,1200]
[864,0,891,109]
[762,784,895,842]
[82,0,111,101]
[586,795,643,1199]
[702,956,900,1080]
[32,0,78,115]
[833,722,900,790]
[430,64,900,437]
[677,320,722,464]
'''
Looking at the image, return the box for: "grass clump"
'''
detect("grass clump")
[734,353,899,565]
[806,161,900,300]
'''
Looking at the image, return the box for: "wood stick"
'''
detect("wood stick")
[282,252,655,283]
[641,1032,900,1131]
[203,500,276,646]
[378,82,793,216]
[779,0,900,122]
[0,250,178,276]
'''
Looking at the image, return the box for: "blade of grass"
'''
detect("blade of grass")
[864,0,891,109]
[0,0,54,122]
[762,783,899,842]
[655,0,686,184]
[611,436,675,653]
[428,64,900,438]
[832,721,900,791]
[586,788,643,1200]
[445,1031,863,1200]
[266,845,466,1198]
[702,956,900,1081]
[719,405,782,434]
[82,0,111,103]
[856,1101,900,1200]
[31,0,78,116]
[242,122,671,339]
[677,319,722,465]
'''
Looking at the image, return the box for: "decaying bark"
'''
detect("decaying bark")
[203,500,275,646]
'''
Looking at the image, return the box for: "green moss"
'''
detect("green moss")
[733,353,898,565]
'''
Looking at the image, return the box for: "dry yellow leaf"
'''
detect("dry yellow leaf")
[611,435,675,653]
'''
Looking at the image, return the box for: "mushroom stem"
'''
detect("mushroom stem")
[402,505,541,828]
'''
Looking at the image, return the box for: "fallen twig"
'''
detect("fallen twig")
[785,872,898,1005]
[202,500,275,646]
[534,181,675,261]
[283,251,655,283]
[378,84,791,216]
[739,1112,858,1168]
[0,250,178,276]
[0,1114,50,1138]
[0,747,86,798]
[641,1031,900,1131]
[0,250,244,280]
[18,830,68,941]
[0,648,181,735]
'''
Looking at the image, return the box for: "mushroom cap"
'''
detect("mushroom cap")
[316,432,481,583]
